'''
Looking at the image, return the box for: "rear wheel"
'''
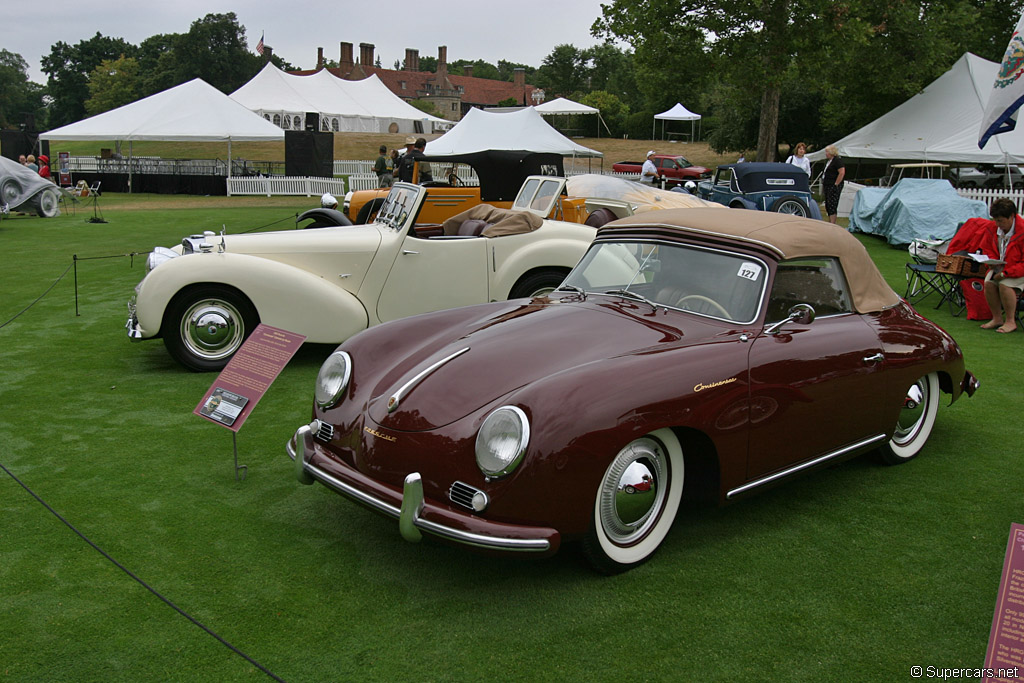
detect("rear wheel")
[509,269,568,299]
[771,195,810,217]
[1,178,22,205]
[878,373,939,464]
[582,429,684,574]
[162,285,259,372]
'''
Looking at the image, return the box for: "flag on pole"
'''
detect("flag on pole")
[256,32,265,56]
[980,11,1024,149]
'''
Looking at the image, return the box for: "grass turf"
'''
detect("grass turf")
[0,195,1021,682]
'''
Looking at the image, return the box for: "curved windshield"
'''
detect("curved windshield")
[562,241,767,323]
[377,185,422,230]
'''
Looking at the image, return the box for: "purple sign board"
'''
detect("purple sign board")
[983,524,1024,682]
[195,324,306,433]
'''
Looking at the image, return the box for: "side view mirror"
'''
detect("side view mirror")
[764,303,816,335]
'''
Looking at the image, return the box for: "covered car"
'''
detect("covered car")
[0,155,63,217]
[849,178,990,245]
[287,208,978,573]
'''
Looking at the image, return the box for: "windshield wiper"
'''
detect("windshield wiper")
[555,283,587,299]
[605,289,657,310]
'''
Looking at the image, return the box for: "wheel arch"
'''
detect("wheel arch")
[136,253,369,344]
[491,233,592,299]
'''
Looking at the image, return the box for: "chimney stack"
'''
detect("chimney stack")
[514,67,525,87]
[464,65,473,78]
[436,46,448,80]
[359,42,375,66]
[317,47,324,70]
[340,42,354,71]
[405,48,419,71]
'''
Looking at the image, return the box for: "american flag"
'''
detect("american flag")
[256,32,264,56]
[980,10,1024,149]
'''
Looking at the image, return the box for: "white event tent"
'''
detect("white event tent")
[654,103,702,141]
[230,63,449,134]
[534,97,610,137]
[40,78,284,190]
[808,53,1024,165]
[424,107,602,158]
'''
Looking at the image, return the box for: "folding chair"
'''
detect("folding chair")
[903,260,964,314]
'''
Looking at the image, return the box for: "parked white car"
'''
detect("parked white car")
[0,155,63,217]
[127,177,598,371]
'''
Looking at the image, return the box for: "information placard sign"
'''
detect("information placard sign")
[983,523,1024,682]
[194,324,306,433]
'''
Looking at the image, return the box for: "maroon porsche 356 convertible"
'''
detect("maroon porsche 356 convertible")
[287,207,978,573]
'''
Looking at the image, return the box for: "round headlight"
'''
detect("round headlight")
[475,406,529,478]
[146,246,178,273]
[315,351,352,408]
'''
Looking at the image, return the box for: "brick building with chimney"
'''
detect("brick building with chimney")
[296,42,543,121]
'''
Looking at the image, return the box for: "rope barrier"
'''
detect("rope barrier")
[0,460,287,682]
[0,263,74,330]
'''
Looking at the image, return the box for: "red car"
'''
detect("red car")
[612,154,711,185]
[287,208,978,573]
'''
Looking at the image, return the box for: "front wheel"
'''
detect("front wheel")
[509,268,569,299]
[32,188,60,217]
[582,429,684,574]
[878,372,939,464]
[1,177,22,205]
[162,285,259,372]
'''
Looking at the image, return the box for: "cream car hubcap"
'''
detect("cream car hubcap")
[181,299,245,360]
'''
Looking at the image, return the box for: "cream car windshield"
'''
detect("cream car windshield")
[377,185,423,230]
[562,241,767,323]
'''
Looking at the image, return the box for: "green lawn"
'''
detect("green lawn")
[1,196,1020,682]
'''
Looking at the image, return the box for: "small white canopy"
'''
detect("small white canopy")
[534,97,599,115]
[653,103,702,141]
[425,107,602,158]
[40,79,284,142]
[230,63,449,134]
[655,103,701,121]
[808,53,1024,164]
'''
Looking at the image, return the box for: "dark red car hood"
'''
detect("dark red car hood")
[366,297,728,432]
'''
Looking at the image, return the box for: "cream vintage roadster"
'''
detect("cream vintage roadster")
[126,177,599,371]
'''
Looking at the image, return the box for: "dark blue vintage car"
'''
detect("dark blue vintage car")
[697,162,821,219]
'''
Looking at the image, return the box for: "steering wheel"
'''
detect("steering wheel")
[676,294,731,319]
[448,172,462,187]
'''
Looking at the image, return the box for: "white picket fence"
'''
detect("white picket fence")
[334,160,374,175]
[226,175,347,197]
[956,187,1024,212]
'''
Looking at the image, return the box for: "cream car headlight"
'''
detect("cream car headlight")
[475,406,529,478]
[146,246,179,273]
[315,351,352,408]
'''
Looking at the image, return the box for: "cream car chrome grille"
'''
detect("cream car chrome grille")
[314,421,335,443]
[449,481,487,512]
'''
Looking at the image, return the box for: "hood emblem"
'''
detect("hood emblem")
[694,377,738,392]
[388,346,470,413]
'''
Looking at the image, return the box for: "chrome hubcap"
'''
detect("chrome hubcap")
[893,380,927,445]
[598,438,668,545]
[181,299,244,360]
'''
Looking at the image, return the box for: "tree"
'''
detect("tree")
[497,60,535,82]
[0,50,45,129]
[535,44,589,96]
[85,56,142,115]
[581,90,630,136]
[170,13,263,93]
[42,33,138,128]
[583,43,638,104]
[451,59,500,80]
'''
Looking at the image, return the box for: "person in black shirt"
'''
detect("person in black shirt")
[822,145,846,223]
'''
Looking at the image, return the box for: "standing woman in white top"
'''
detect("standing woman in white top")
[786,142,812,176]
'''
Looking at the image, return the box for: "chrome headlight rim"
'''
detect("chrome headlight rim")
[146,246,179,273]
[475,405,530,479]
[315,350,352,409]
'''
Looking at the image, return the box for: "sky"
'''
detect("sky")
[8,0,616,85]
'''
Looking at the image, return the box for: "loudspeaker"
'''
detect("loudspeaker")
[305,112,320,132]
[285,131,334,177]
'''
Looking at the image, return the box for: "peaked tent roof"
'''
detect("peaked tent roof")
[808,53,1024,163]
[230,63,449,133]
[424,107,602,158]
[40,79,284,142]
[655,103,701,120]
[534,97,599,115]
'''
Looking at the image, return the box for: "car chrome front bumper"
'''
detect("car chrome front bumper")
[125,300,144,341]
[286,423,558,555]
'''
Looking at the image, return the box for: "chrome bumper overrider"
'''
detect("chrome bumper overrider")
[286,423,554,553]
[125,301,143,341]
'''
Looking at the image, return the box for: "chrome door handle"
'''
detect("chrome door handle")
[863,353,884,363]
[402,249,419,255]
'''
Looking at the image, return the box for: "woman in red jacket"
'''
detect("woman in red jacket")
[981,198,1024,333]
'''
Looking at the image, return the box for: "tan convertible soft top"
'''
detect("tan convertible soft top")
[442,204,543,238]
[604,207,901,314]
